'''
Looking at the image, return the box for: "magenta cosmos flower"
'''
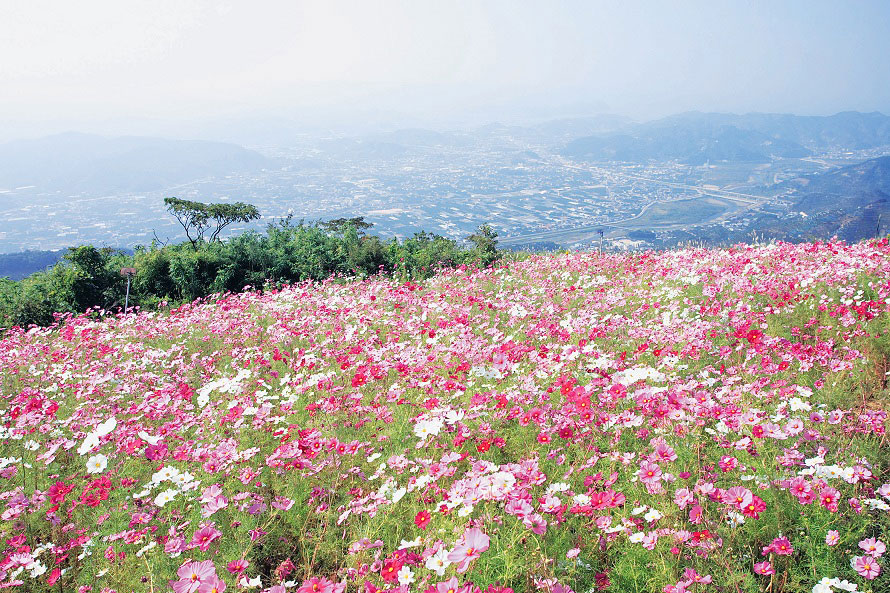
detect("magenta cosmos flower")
[191,524,223,551]
[447,527,490,573]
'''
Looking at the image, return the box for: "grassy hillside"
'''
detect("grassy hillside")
[1,241,889,592]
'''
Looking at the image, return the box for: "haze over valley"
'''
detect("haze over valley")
[3,110,890,255]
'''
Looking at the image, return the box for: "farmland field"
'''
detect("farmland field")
[1,241,889,593]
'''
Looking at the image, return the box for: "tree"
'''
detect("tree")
[467,224,500,267]
[164,197,260,250]
[318,216,373,236]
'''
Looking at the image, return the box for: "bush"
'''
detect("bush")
[0,219,501,329]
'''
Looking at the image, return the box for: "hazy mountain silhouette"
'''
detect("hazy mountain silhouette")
[563,111,890,164]
[0,132,275,193]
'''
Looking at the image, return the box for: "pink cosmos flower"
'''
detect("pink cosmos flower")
[682,568,711,584]
[789,477,811,499]
[653,442,677,462]
[524,513,547,535]
[197,576,226,593]
[762,536,793,556]
[859,538,886,557]
[296,577,335,593]
[638,461,662,485]
[852,555,881,580]
[825,530,840,546]
[227,558,249,574]
[674,488,693,510]
[170,560,217,593]
[724,486,753,510]
[718,456,737,472]
[436,577,464,593]
[753,561,774,575]
[165,536,186,556]
[447,527,490,573]
[642,533,658,550]
[818,487,840,512]
[191,524,223,551]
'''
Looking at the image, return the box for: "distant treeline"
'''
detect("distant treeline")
[0,217,501,329]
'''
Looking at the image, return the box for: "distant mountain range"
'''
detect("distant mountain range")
[563,111,890,164]
[0,132,275,194]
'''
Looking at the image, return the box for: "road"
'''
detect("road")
[498,156,772,247]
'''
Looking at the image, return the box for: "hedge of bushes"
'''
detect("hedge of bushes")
[0,218,502,328]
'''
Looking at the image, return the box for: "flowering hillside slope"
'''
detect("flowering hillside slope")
[2,241,890,593]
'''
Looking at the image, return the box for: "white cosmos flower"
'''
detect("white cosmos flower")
[397,566,415,586]
[138,431,161,445]
[643,508,663,522]
[241,575,261,588]
[153,488,177,507]
[77,433,100,456]
[152,466,180,484]
[413,418,444,440]
[29,562,47,578]
[398,537,422,549]
[424,548,452,576]
[135,541,156,557]
[444,409,465,425]
[86,454,108,474]
[95,417,117,437]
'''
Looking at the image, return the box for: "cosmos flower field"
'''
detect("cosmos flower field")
[2,241,890,593]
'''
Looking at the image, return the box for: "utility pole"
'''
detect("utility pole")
[598,229,604,253]
[120,268,136,313]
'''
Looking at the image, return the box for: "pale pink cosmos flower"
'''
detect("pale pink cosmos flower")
[435,577,461,593]
[641,532,658,550]
[852,555,881,580]
[859,537,886,557]
[198,576,226,593]
[753,561,774,575]
[170,560,216,593]
[674,488,694,510]
[638,461,662,485]
[724,486,753,510]
[825,530,840,546]
[447,527,490,573]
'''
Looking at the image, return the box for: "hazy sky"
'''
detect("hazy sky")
[3,0,890,136]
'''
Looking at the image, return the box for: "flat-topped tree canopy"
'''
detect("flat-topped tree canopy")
[163,197,260,250]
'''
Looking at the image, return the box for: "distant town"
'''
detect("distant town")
[2,111,890,254]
